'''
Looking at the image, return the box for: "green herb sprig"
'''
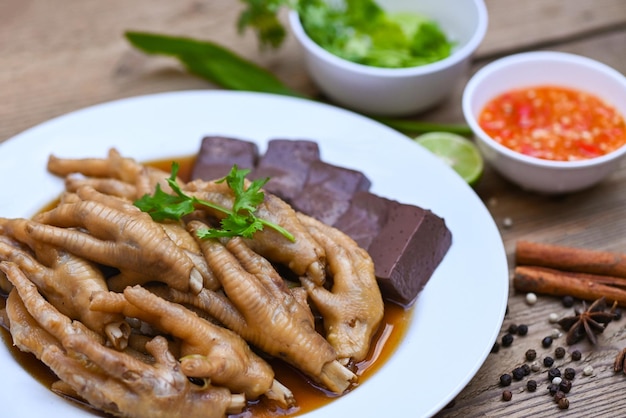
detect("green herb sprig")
[134,163,295,242]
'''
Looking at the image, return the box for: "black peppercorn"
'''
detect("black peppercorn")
[527,379,537,392]
[517,324,529,336]
[508,324,519,334]
[559,379,572,393]
[558,397,570,409]
[543,356,555,367]
[542,336,553,348]
[564,367,576,380]
[547,383,559,396]
[548,367,561,380]
[500,373,512,387]
[571,350,582,361]
[555,346,566,359]
[501,333,514,347]
[521,363,531,376]
[512,367,525,381]
[491,342,500,353]
[502,390,512,401]
[554,390,566,403]
[562,295,575,308]
[525,349,537,361]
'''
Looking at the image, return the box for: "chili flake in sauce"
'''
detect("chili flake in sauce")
[478,86,626,161]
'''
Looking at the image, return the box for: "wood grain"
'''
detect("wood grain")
[479,0,626,57]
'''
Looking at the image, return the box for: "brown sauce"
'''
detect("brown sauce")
[0,155,413,417]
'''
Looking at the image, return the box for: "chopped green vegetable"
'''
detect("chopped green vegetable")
[237,0,454,68]
[125,31,302,97]
[297,0,454,68]
[134,163,295,242]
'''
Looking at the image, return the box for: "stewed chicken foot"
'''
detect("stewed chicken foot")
[28,188,204,294]
[48,148,142,182]
[146,285,312,404]
[2,261,105,351]
[72,185,219,291]
[3,266,244,418]
[52,334,245,418]
[183,221,356,394]
[0,219,129,349]
[89,285,294,407]
[297,214,384,364]
[64,174,138,200]
[47,151,220,290]
[48,148,177,199]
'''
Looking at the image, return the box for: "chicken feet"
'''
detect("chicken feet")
[185,221,356,394]
[184,179,327,286]
[298,214,384,364]
[3,262,243,418]
[0,221,129,349]
[28,189,204,294]
[48,148,175,199]
[72,185,219,291]
[89,285,293,406]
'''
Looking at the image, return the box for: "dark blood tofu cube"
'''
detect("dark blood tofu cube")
[368,201,452,307]
[291,161,371,225]
[251,139,320,202]
[191,136,259,181]
[333,191,390,251]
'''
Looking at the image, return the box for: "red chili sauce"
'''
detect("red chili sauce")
[478,85,626,161]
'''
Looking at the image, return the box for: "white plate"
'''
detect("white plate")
[0,91,508,417]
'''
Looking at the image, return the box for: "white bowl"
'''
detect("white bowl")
[288,0,488,116]
[462,51,626,194]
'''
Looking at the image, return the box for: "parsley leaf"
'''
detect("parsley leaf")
[134,163,295,242]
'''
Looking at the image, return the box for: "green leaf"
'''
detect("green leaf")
[134,183,196,222]
[297,0,453,69]
[409,20,453,61]
[133,162,295,242]
[237,0,290,49]
[125,31,303,97]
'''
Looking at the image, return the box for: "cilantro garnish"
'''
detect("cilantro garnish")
[134,163,295,242]
[237,0,454,68]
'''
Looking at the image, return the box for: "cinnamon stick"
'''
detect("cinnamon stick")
[524,266,626,290]
[513,265,626,307]
[516,240,626,278]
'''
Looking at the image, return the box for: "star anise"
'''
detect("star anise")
[557,297,617,345]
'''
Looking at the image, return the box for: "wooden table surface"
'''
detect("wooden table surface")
[2,1,626,417]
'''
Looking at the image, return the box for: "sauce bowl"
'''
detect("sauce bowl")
[288,0,488,116]
[462,51,626,194]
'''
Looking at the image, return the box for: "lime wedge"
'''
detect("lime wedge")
[414,132,484,186]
